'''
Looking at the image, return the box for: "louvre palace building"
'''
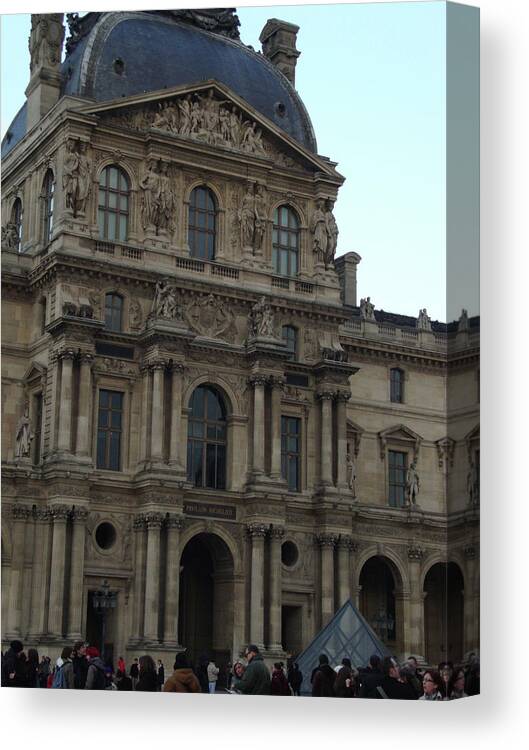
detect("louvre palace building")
[1,9,479,669]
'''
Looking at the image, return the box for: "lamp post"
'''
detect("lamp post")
[92,579,117,660]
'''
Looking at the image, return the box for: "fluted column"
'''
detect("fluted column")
[250,375,267,476]
[247,523,267,649]
[131,514,147,642]
[317,533,336,626]
[139,365,151,464]
[67,508,88,639]
[269,525,284,649]
[143,512,164,642]
[169,364,184,467]
[318,391,334,486]
[28,508,52,638]
[164,514,184,645]
[6,506,30,638]
[336,392,351,488]
[150,362,166,461]
[270,377,285,480]
[57,351,75,452]
[76,354,93,457]
[47,504,70,637]
[407,547,426,658]
[337,535,354,606]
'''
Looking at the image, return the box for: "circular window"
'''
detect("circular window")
[95,522,117,550]
[281,540,299,567]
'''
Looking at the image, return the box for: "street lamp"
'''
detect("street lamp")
[92,579,117,660]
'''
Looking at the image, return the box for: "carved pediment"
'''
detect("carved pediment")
[378,424,423,460]
[85,81,339,177]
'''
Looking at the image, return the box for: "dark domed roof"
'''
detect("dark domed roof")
[63,11,316,151]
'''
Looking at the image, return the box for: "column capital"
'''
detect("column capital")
[269,525,285,541]
[34,507,51,522]
[57,348,77,361]
[335,390,351,403]
[79,352,94,366]
[171,362,186,375]
[133,513,147,530]
[246,523,268,539]
[71,507,89,523]
[316,389,336,401]
[140,363,152,376]
[407,546,425,561]
[269,375,286,390]
[150,359,168,371]
[48,504,71,521]
[316,532,338,548]
[11,504,32,521]
[248,374,269,388]
[337,534,356,551]
[144,511,164,529]
[166,514,184,530]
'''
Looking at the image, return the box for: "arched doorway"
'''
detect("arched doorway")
[178,532,234,677]
[359,556,404,653]
[424,562,464,665]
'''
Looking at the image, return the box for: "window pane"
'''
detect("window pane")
[108,191,118,209]
[192,443,203,486]
[119,215,127,242]
[109,167,118,189]
[206,443,216,487]
[107,212,116,239]
[97,431,106,468]
[216,445,226,489]
[109,432,120,470]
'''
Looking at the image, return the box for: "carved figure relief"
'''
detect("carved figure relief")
[29,14,64,73]
[185,294,237,340]
[417,308,432,331]
[63,138,91,217]
[359,296,376,321]
[405,461,420,505]
[303,329,318,361]
[150,279,183,320]
[129,298,143,331]
[1,223,19,251]
[248,296,276,339]
[139,159,177,235]
[238,183,267,251]
[311,199,339,268]
[346,453,357,497]
[15,404,33,458]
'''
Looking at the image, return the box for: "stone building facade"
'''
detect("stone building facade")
[1,10,479,669]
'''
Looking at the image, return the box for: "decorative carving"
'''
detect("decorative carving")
[1,222,19,251]
[405,461,420,506]
[150,279,182,320]
[63,138,91,217]
[11,505,32,521]
[435,437,455,470]
[166,514,184,530]
[29,14,64,73]
[248,296,276,339]
[15,404,33,459]
[316,389,335,401]
[458,308,469,332]
[238,183,267,251]
[133,514,147,531]
[139,159,177,235]
[467,457,480,507]
[185,294,237,340]
[337,535,356,551]
[303,329,318,362]
[144,512,164,529]
[246,523,268,539]
[311,199,338,269]
[407,546,425,560]
[359,297,376,321]
[417,308,432,332]
[129,298,143,331]
[346,453,357,497]
[248,374,269,388]
[71,508,89,523]
[315,533,337,548]
[49,504,71,521]
[270,525,285,541]
[167,8,241,39]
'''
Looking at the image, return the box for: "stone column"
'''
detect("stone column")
[139,365,151,464]
[407,547,426,659]
[464,547,479,654]
[57,350,75,453]
[6,505,30,638]
[269,526,284,650]
[163,514,183,646]
[317,533,336,626]
[250,375,267,476]
[143,512,164,643]
[317,391,334,486]
[337,535,354,607]
[75,354,93,458]
[247,523,267,649]
[131,514,147,643]
[47,504,70,637]
[336,392,350,488]
[169,364,184,467]
[66,508,88,640]
[150,362,166,462]
[28,508,52,638]
[270,377,285,480]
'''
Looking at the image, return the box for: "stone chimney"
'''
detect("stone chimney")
[259,18,300,86]
[25,14,65,132]
[334,252,362,307]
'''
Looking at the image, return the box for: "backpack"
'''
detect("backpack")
[52,665,67,689]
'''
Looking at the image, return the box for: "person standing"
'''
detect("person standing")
[358,654,384,699]
[26,648,40,689]
[135,655,158,692]
[84,647,107,690]
[207,659,219,694]
[1,640,24,687]
[235,645,271,695]
[448,667,468,699]
[288,662,303,696]
[117,655,126,676]
[334,659,356,698]
[72,642,89,689]
[419,670,444,701]
[129,657,139,690]
[375,657,417,700]
[271,663,291,696]
[311,654,336,697]
[163,653,202,694]
[38,655,50,688]
[157,660,165,691]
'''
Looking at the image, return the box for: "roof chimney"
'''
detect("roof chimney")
[25,14,65,132]
[259,18,300,87]
[334,252,362,307]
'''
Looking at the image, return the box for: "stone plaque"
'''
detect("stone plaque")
[183,501,236,521]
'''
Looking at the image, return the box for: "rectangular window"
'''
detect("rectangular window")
[97,390,124,471]
[388,450,407,507]
[390,368,404,403]
[281,416,301,492]
[33,393,43,465]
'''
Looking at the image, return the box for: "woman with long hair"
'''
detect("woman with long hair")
[135,655,158,692]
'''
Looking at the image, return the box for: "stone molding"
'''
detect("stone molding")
[315,532,338,548]
[246,523,268,539]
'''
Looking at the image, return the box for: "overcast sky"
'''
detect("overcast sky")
[0,1,480,323]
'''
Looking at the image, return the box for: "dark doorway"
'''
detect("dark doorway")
[359,556,403,651]
[282,605,303,657]
[86,591,114,667]
[424,562,464,665]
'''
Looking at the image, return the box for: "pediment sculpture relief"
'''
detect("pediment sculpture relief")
[150,279,183,321]
[184,293,238,341]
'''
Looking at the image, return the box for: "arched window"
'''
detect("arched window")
[98,165,130,241]
[390,367,404,403]
[105,293,123,332]
[187,385,226,489]
[282,325,297,360]
[188,185,217,260]
[11,198,23,252]
[42,170,55,243]
[273,205,299,276]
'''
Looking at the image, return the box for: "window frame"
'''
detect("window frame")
[98,165,131,242]
[187,385,227,490]
[273,205,300,277]
[11,198,23,252]
[282,325,298,361]
[42,170,55,244]
[388,449,408,508]
[281,414,302,492]
[188,185,217,261]
[96,389,125,472]
[390,367,404,403]
[105,292,124,332]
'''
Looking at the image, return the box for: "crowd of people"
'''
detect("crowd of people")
[1,638,479,700]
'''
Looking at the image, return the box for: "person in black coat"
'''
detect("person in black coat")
[157,660,165,690]
[288,662,303,696]
[1,640,24,687]
[358,654,384,698]
[311,654,336,697]
[375,657,417,700]
[72,642,89,689]
[115,669,133,691]
[135,655,158,692]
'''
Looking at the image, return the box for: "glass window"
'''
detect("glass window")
[282,325,297,360]
[33,393,43,465]
[188,186,216,260]
[42,170,55,243]
[97,390,124,471]
[11,198,23,252]
[187,386,226,489]
[105,293,123,332]
[281,416,301,492]
[273,205,299,277]
[390,368,404,403]
[98,166,130,241]
[388,450,407,507]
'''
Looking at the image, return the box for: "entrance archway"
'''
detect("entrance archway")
[178,532,234,676]
[424,562,464,665]
[359,556,404,653]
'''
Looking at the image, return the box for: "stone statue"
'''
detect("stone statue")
[360,296,376,321]
[467,459,479,506]
[15,405,33,459]
[249,296,275,338]
[254,184,267,250]
[29,14,64,74]
[239,183,267,250]
[139,159,161,231]
[63,138,91,217]
[178,94,193,136]
[346,453,357,497]
[311,199,328,263]
[324,201,339,268]
[458,308,469,331]
[2,222,20,251]
[129,298,143,330]
[157,161,177,234]
[151,279,181,320]
[417,308,432,331]
[406,461,420,505]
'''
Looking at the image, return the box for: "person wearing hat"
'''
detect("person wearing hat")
[1,640,24,687]
[234,645,271,695]
[84,646,107,690]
